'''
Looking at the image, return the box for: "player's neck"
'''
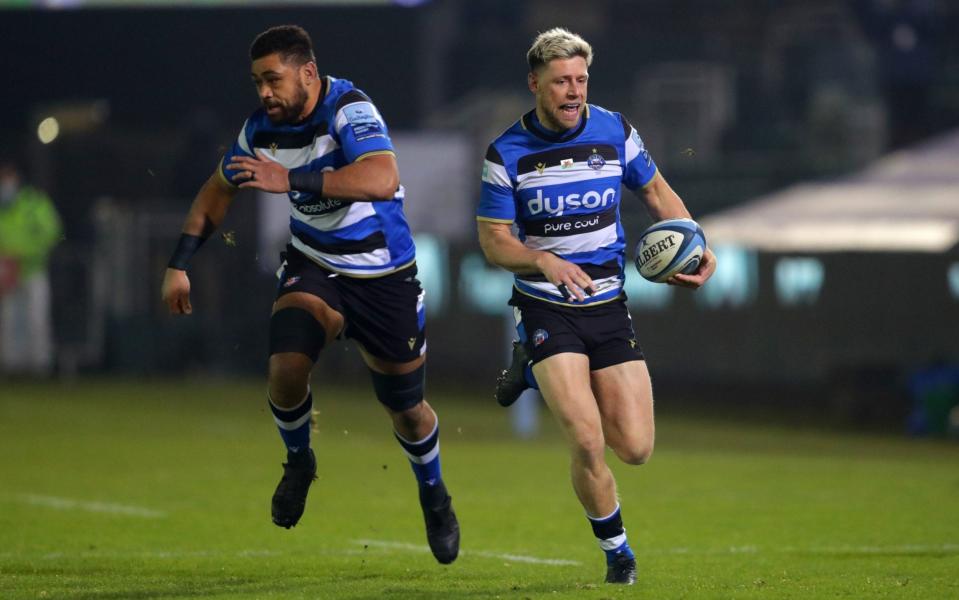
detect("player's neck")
[533,105,568,133]
[531,106,581,139]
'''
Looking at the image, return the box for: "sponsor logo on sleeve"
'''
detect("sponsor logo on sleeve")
[631,129,652,167]
[344,102,384,140]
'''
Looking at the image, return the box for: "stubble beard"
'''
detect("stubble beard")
[268,84,310,125]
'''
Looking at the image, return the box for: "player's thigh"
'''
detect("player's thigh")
[533,352,605,454]
[272,246,346,345]
[359,347,424,376]
[591,360,655,464]
[268,288,342,392]
[339,264,426,367]
[268,291,344,403]
[272,291,344,343]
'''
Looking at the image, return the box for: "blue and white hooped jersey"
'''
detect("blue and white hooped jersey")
[221,76,414,277]
[477,105,658,307]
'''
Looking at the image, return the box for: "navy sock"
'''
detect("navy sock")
[523,362,539,390]
[394,417,442,489]
[588,505,635,564]
[268,391,312,454]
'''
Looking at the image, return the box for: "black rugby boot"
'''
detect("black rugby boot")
[271,448,317,529]
[494,340,531,407]
[605,553,638,585]
[420,481,460,564]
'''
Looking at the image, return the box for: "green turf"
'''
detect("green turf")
[1,379,957,599]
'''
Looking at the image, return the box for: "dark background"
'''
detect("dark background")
[2,0,958,428]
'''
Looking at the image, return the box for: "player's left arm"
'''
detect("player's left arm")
[639,171,716,289]
[227,150,398,201]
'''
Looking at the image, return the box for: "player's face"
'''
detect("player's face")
[251,53,314,124]
[529,56,589,131]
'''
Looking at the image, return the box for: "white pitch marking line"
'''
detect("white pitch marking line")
[18,494,166,518]
[355,539,581,566]
[646,543,959,556]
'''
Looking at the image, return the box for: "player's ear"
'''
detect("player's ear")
[301,61,318,83]
[527,71,538,94]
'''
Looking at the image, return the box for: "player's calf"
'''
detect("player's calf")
[372,366,460,564]
[267,307,326,527]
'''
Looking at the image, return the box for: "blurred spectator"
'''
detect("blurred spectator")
[0,159,62,376]
[907,359,959,437]
[855,0,942,149]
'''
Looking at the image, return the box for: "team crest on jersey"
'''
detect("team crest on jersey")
[535,162,546,174]
[587,149,605,170]
[282,275,301,288]
[532,329,549,347]
[560,158,574,169]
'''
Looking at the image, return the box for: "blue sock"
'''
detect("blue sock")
[268,391,312,454]
[394,417,442,488]
[523,362,539,390]
[588,505,635,564]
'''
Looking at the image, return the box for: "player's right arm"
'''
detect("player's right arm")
[477,221,594,302]
[476,144,593,302]
[161,171,237,315]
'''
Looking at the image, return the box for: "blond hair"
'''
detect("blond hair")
[526,28,593,72]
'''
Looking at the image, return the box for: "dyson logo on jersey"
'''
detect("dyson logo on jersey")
[526,187,617,216]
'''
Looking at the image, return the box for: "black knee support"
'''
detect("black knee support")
[269,307,326,362]
[369,364,425,412]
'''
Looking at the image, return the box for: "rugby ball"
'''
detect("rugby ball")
[634,218,706,283]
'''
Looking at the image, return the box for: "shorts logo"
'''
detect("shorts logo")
[587,149,605,170]
[282,276,301,288]
[407,337,416,350]
[532,329,549,347]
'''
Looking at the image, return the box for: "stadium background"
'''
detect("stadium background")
[2,1,959,598]
[3,0,958,429]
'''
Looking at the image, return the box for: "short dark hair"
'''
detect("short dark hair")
[250,25,316,65]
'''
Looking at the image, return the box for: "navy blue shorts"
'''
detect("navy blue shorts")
[275,245,426,363]
[509,291,644,371]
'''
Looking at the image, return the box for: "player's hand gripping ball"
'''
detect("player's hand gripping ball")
[635,218,707,283]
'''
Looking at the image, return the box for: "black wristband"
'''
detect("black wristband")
[167,233,207,270]
[288,169,325,197]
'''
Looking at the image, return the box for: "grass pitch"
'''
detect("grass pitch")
[1,378,957,599]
